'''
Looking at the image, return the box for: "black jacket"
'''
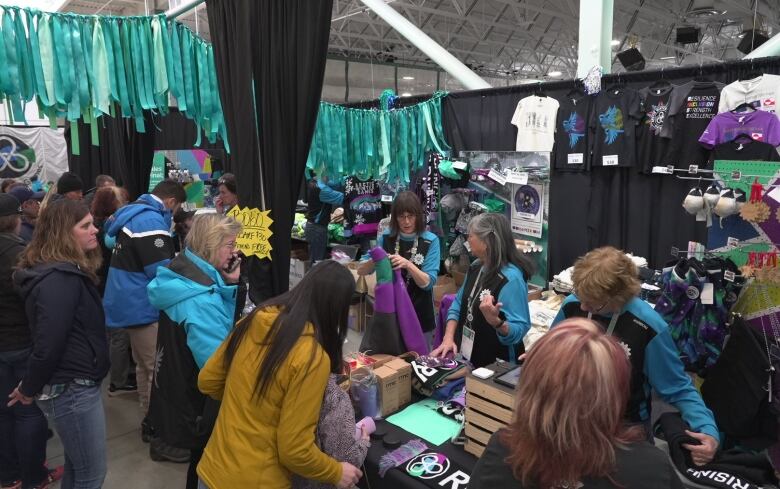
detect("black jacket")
[13,262,109,397]
[470,430,683,489]
[0,232,30,352]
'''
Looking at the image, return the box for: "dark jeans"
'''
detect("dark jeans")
[36,384,107,489]
[108,328,131,387]
[0,347,49,488]
[304,222,328,266]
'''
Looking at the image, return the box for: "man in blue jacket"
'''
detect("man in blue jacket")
[102,180,186,442]
[305,170,343,265]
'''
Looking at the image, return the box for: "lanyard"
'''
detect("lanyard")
[587,310,621,336]
[465,268,485,324]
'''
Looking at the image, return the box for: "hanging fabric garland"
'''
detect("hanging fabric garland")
[0,7,228,153]
[307,91,450,185]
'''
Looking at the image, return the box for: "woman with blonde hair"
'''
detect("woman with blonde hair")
[146,213,242,486]
[552,246,719,465]
[470,318,683,489]
[10,199,109,489]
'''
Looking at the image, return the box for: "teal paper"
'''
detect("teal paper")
[386,399,461,446]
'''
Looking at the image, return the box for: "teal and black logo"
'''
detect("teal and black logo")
[0,134,35,178]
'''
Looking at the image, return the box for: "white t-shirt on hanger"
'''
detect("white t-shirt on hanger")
[511,95,559,152]
[718,74,780,115]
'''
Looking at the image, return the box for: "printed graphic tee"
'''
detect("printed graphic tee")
[553,90,593,172]
[343,176,382,237]
[699,110,780,148]
[637,85,674,173]
[712,139,780,162]
[589,88,644,168]
[511,95,559,152]
[718,74,780,115]
[666,81,722,169]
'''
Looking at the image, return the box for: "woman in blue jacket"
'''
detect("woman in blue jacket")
[11,199,109,489]
[146,213,242,488]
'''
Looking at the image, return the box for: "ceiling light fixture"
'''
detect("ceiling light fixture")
[401,92,412,97]
[611,40,621,46]
[660,56,676,60]
[547,71,562,77]
[402,76,415,80]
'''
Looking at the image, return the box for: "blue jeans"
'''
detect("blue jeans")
[197,479,209,489]
[36,384,107,489]
[304,222,328,266]
[0,348,49,488]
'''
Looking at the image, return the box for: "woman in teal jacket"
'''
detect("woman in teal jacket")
[146,213,242,488]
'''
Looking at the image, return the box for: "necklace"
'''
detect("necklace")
[395,235,424,286]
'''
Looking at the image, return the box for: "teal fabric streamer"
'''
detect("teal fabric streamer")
[307,92,450,184]
[0,7,228,150]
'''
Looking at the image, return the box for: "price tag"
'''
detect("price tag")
[731,171,742,181]
[453,161,468,170]
[487,169,507,186]
[688,164,699,174]
[652,166,674,174]
[381,195,394,203]
[603,155,619,166]
[506,172,528,185]
[701,283,714,305]
[671,246,679,257]
[727,237,740,248]
[567,153,584,165]
[724,270,736,282]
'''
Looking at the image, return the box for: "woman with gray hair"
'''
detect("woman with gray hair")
[146,213,242,487]
[431,213,535,368]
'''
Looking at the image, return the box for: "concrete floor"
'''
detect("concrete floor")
[43,328,366,489]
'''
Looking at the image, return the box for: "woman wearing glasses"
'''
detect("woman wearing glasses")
[552,246,720,465]
[146,213,242,487]
[431,213,534,368]
[359,191,441,333]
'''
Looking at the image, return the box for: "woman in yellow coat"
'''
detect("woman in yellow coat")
[196,260,363,489]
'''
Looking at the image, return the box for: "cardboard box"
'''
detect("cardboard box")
[374,365,400,416]
[385,358,412,407]
[289,258,308,289]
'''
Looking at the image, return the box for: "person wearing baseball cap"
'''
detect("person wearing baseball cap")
[8,186,45,243]
[56,172,84,201]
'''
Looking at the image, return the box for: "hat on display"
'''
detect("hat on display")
[682,188,704,215]
[703,184,721,208]
[56,172,84,195]
[8,186,45,204]
[0,194,22,217]
[714,189,738,220]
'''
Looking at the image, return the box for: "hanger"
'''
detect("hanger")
[533,81,547,98]
[738,59,762,82]
[730,102,757,113]
[693,62,712,83]
[648,66,672,93]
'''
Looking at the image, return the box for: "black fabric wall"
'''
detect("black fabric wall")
[442,57,780,276]
[208,0,333,301]
[66,109,225,199]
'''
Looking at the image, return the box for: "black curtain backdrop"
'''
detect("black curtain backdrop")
[66,109,225,199]
[208,0,333,301]
[442,57,780,277]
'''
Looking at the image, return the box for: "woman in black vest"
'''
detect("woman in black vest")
[431,213,534,368]
[359,191,440,334]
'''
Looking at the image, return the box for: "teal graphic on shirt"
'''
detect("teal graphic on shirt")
[563,112,586,148]
[599,105,625,144]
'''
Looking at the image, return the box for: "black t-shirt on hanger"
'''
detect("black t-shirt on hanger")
[637,85,675,173]
[553,90,593,172]
[712,139,780,162]
[589,88,643,168]
[666,82,721,169]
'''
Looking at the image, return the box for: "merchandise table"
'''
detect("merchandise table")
[360,419,477,489]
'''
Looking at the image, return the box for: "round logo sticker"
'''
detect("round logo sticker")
[685,286,699,300]
[406,453,449,480]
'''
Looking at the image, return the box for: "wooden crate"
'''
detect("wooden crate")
[464,363,517,457]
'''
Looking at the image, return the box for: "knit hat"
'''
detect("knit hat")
[8,186,45,204]
[0,194,22,217]
[57,172,84,195]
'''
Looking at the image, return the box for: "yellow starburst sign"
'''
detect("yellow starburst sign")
[226,207,274,259]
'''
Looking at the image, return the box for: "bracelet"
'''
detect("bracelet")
[493,320,505,330]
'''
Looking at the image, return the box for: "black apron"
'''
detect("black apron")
[455,262,517,368]
[383,234,436,332]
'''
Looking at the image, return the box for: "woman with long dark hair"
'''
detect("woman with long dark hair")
[431,212,534,368]
[196,260,363,489]
[10,199,109,489]
[470,318,683,489]
[358,191,440,333]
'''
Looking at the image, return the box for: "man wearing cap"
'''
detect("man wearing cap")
[7,187,44,243]
[55,172,84,201]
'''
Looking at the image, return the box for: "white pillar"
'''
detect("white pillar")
[165,0,204,20]
[359,0,491,90]
[576,0,614,78]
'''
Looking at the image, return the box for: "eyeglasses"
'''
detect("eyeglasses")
[397,213,416,222]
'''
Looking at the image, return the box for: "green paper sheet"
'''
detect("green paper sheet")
[386,399,461,446]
